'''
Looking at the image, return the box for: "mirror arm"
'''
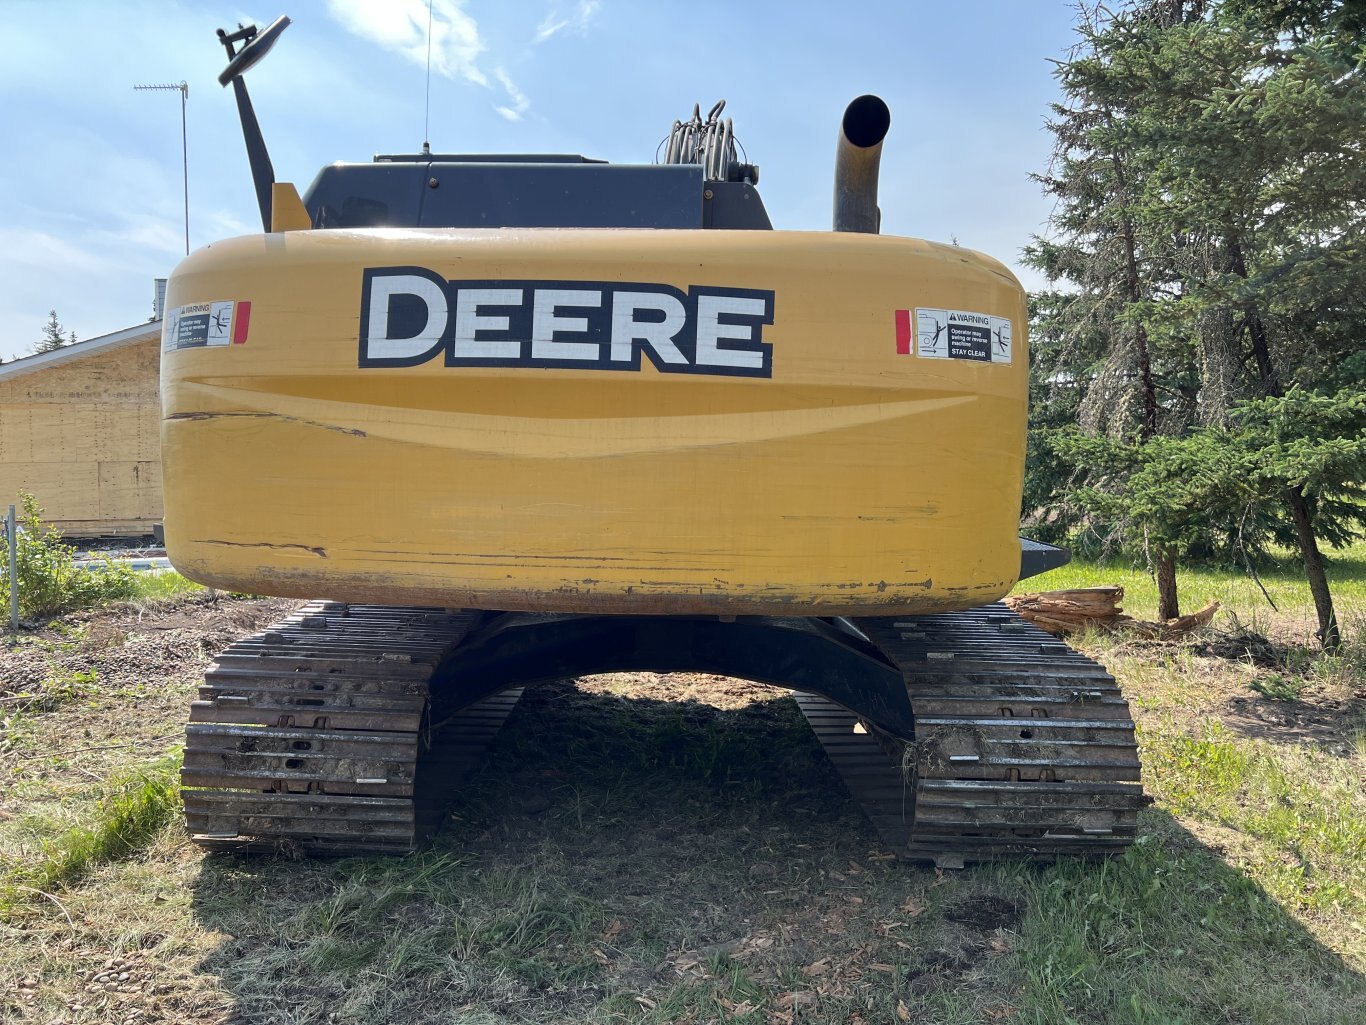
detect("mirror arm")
[230,77,277,231]
[216,18,290,232]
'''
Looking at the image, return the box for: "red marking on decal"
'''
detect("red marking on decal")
[232,301,251,343]
[895,309,912,355]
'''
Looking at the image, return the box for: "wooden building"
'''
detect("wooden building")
[0,321,163,536]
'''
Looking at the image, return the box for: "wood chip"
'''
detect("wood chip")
[801,959,830,977]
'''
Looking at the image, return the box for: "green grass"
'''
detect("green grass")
[0,666,97,717]
[984,695,1366,1024]
[993,832,1363,1025]
[1142,722,1365,917]
[1248,673,1309,700]
[125,570,204,603]
[1021,539,1366,627]
[2,568,203,629]
[0,755,180,911]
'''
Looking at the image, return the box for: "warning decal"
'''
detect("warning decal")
[908,308,1013,364]
[163,301,244,351]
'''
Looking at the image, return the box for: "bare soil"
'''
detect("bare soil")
[1,595,297,808]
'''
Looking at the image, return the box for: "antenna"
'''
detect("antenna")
[134,81,190,255]
[423,0,434,155]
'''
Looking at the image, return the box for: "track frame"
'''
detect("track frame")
[183,602,1144,863]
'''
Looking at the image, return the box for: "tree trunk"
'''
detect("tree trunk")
[1284,487,1341,649]
[1112,136,1181,620]
[1112,150,1160,438]
[1228,233,1340,649]
[1155,547,1180,621]
[1228,237,1281,395]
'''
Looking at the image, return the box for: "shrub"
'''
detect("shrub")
[1,492,138,620]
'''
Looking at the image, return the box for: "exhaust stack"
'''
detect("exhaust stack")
[833,95,891,234]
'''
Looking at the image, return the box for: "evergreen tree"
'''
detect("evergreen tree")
[1025,1,1206,619]
[1116,1,1365,645]
[34,310,75,354]
[1029,0,1365,646]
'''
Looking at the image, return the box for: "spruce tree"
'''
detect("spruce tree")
[1029,0,1365,646]
[1025,1,1206,619]
[35,310,70,354]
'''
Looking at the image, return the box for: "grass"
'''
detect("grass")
[1024,539,1366,630]
[125,570,204,603]
[1142,722,1365,918]
[0,756,180,912]
[993,836,1361,1025]
[0,563,1363,1023]
[0,666,97,718]
[2,571,204,637]
[1247,672,1309,701]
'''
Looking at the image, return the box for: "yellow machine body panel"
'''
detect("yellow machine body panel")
[160,228,1027,616]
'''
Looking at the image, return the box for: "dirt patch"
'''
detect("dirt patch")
[578,670,781,710]
[1088,627,1366,757]
[1194,628,1289,669]
[943,894,1023,932]
[1,593,298,695]
[0,593,299,803]
[1222,690,1366,751]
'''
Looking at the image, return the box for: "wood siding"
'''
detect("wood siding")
[0,337,162,536]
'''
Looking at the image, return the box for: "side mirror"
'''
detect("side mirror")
[215,16,292,231]
[218,16,292,85]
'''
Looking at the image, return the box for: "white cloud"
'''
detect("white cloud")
[493,68,529,122]
[326,0,488,86]
[535,1,601,43]
[200,209,258,241]
[94,220,185,256]
[0,229,105,276]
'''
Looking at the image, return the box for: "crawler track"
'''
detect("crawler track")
[182,601,521,855]
[184,601,1142,864]
[799,604,1144,866]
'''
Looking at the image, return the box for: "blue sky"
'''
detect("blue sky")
[0,0,1082,362]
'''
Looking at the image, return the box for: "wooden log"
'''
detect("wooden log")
[1005,588,1219,640]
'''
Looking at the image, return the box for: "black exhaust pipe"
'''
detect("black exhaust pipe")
[833,95,891,234]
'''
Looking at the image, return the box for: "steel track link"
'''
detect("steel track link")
[799,604,1145,867]
[183,601,522,855]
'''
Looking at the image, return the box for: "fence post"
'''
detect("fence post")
[6,504,17,632]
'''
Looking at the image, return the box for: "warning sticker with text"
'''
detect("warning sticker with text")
[905,308,1013,364]
[163,300,250,351]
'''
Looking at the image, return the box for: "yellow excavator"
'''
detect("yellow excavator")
[161,16,1143,866]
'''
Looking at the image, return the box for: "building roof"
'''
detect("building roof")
[0,319,162,382]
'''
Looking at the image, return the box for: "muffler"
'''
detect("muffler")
[833,94,891,233]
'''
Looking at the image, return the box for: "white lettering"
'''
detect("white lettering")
[695,294,766,369]
[531,289,602,361]
[358,270,775,377]
[609,291,687,364]
[452,288,523,359]
[363,273,448,362]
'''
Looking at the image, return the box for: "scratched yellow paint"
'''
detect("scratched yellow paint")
[160,228,1027,616]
